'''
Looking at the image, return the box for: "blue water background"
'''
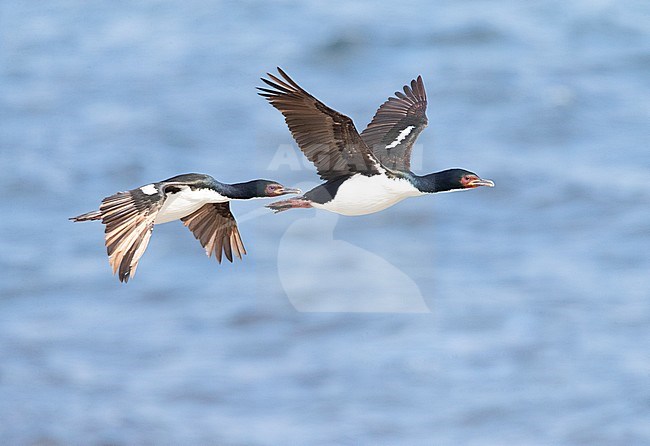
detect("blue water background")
[1,0,649,444]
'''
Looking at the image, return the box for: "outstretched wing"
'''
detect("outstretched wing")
[360,76,428,172]
[99,186,166,283]
[258,68,382,181]
[181,202,246,263]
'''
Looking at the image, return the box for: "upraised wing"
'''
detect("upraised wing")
[360,76,428,172]
[259,68,382,181]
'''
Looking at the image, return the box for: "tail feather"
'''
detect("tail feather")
[70,210,102,222]
[266,198,312,213]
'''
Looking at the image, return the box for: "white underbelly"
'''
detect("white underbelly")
[155,187,228,224]
[312,174,422,216]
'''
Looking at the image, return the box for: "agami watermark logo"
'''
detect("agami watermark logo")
[259,143,431,313]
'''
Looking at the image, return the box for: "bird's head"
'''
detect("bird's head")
[429,169,495,193]
[255,180,302,197]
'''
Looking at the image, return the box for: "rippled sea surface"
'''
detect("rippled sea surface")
[1,1,649,444]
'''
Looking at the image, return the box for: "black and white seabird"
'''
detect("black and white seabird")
[259,68,494,216]
[71,173,300,282]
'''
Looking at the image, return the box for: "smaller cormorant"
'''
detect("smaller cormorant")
[71,173,300,282]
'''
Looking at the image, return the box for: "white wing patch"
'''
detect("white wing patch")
[385,125,415,149]
[140,184,157,195]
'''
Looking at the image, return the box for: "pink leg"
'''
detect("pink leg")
[266,198,313,213]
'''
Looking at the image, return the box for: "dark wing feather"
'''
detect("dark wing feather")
[360,76,428,172]
[181,202,246,263]
[258,68,382,181]
[99,186,166,282]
